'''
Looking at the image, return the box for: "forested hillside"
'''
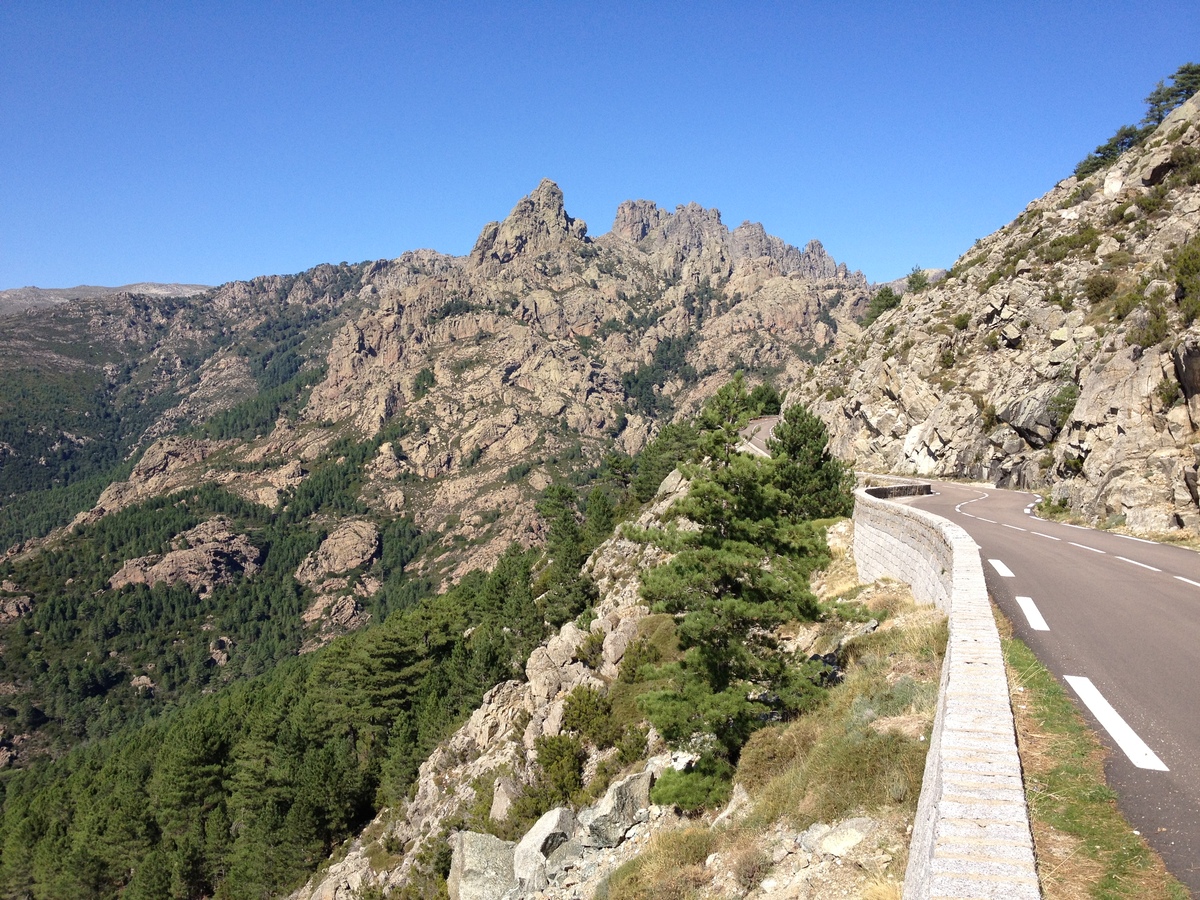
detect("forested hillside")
[0,372,853,899]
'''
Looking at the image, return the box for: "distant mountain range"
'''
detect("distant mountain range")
[0,282,211,315]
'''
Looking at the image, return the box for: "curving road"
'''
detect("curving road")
[904,482,1200,893]
[740,415,779,457]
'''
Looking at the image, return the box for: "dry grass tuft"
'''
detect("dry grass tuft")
[723,830,772,889]
[862,877,903,900]
[601,827,715,900]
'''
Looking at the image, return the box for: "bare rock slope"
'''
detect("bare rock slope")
[800,94,1200,530]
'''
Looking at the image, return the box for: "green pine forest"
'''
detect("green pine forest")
[0,373,859,899]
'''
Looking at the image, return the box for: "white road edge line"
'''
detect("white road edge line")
[1115,533,1159,546]
[1068,542,1105,554]
[1175,576,1200,588]
[1064,676,1168,771]
[1030,531,1062,541]
[1116,556,1161,572]
[988,559,1015,578]
[1015,596,1049,631]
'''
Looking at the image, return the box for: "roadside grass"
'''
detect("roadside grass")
[998,610,1188,899]
[600,582,945,900]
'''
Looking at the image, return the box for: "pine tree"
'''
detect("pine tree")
[1142,62,1200,126]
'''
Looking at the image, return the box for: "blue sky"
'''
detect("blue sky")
[2,2,1197,289]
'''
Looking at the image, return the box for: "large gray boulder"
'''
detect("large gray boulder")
[578,770,652,847]
[513,806,576,890]
[447,831,517,900]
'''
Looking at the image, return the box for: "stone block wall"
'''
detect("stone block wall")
[853,485,1040,900]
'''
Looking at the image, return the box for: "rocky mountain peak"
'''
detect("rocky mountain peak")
[470,178,588,272]
[608,199,863,288]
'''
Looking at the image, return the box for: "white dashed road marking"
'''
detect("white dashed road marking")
[989,559,1015,578]
[1065,676,1169,771]
[1175,576,1200,588]
[1015,596,1049,631]
[1030,531,1061,541]
[1116,556,1161,572]
[1068,542,1105,554]
[976,517,997,524]
[1003,523,1027,532]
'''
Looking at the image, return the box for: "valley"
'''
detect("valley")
[0,73,1198,900]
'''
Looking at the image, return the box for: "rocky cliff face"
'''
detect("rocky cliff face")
[108,516,261,594]
[798,94,1200,531]
[56,179,866,584]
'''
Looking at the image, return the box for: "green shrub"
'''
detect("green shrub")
[952,312,971,331]
[1083,273,1119,304]
[1047,289,1073,311]
[862,286,901,326]
[563,685,621,748]
[1048,383,1080,429]
[616,725,649,766]
[576,629,606,669]
[1136,184,1170,216]
[618,637,662,683]
[939,348,955,369]
[1128,298,1169,347]
[977,269,1005,294]
[1103,250,1133,269]
[906,266,929,293]
[533,734,586,803]
[1156,377,1182,407]
[1041,225,1100,263]
[1170,232,1200,324]
[413,367,435,399]
[504,460,535,482]
[649,754,734,812]
[1074,125,1150,178]
[983,332,1000,351]
[1112,291,1141,320]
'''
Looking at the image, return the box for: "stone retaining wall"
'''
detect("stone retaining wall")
[853,485,1040,900]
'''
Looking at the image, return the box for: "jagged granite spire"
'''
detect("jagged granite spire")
[470,179,588,272]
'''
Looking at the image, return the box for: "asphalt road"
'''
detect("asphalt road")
[740,415,779,457]
[906,482,1200,893]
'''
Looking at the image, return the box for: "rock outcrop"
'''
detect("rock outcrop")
[294,520,381,651]
[108,517,261,593]
[801,93,1200,531]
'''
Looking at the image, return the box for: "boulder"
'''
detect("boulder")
[295,520,380,584]
[447,832,517,900]
[816,817,877,857]
[513,807,575,890]
[545,622,586,667]
[525,648,562,704]
[490,777,520,822]
[600,615,641,678]
[1139,149,1174,186]
[545,837,585,879]
[578,770,652,847]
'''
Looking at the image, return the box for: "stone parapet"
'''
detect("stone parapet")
[853,484,1039,900]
